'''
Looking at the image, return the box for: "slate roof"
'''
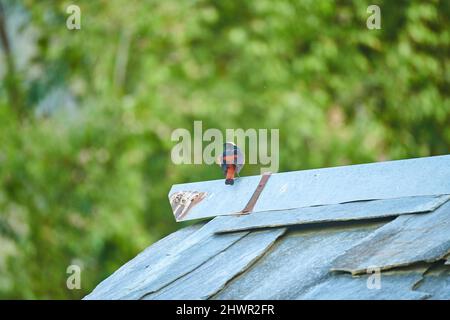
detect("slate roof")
[85,155,450,300]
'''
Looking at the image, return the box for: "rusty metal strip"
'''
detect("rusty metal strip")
[241,172,272,214]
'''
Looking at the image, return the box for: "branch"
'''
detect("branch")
[0,1,25,117]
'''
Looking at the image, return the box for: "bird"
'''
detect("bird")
[217,142,244,185]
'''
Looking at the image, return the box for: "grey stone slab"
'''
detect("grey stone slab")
[86,217,248,299]
[213,221,385,300]
[143,228,286,300]
[331,201,450,275]
[298,265,430,300]
[169,155,450,221]
[214,195,450,234]
[85,222,205,299]
[416,264,450,300]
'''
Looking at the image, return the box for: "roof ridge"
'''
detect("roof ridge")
[169,155,450,221]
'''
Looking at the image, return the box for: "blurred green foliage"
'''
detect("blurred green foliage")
[0,0,448,298]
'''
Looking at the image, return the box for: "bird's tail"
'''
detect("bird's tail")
[225,165,236,185]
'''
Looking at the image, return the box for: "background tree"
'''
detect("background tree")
[0,0,448,298]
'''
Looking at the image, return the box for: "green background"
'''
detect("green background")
[0,0,448,299]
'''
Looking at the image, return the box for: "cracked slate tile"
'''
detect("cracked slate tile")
[298,264,430,300]
[331,200,450,275]
[415,263,450,300]
[213,221,385,300]
[86,217,247,300]
[143,228,286,300]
